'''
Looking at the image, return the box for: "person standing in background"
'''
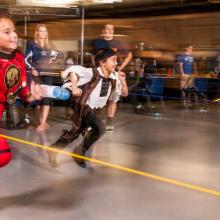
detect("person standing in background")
[91,23,132,132]
[64,51,77,119]
[212,54,220,99]
[25,24,58,131]
[178,45,197,106]
[213,54,220,78]
[65,51,77,68]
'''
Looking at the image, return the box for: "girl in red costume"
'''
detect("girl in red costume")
[0,13,42,167]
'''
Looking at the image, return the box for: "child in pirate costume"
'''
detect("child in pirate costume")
[48,48,128,168]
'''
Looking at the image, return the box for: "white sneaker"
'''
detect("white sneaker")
[106,125,114,133]
[135,104,143,110]
[199,107,208,112]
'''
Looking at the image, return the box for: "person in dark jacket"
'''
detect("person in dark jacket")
[91,23,132,132]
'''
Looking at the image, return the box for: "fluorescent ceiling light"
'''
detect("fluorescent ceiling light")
[93,0,122,3]
[17,0,77,6]
[17,0,123,6]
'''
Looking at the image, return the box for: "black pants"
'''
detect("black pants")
[53,110,106,151]
[81,111,106,150]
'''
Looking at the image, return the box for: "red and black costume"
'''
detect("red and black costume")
[0,50,31,167]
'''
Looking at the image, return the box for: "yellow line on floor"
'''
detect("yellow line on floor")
[213,98,220,102]
[2,133,220,197]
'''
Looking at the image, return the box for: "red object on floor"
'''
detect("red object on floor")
[0,136,11,167]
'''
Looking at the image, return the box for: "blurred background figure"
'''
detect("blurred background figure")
[127,57,146,110]
[178,45,197,107]
[212,54,220,99]
[91,23,132,132]
[213,54,220,79]
[25,24,58,131]
[143,47,157,75]
[64,51,78,119]
[64,51,77,68]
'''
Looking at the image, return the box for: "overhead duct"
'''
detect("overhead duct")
[6,6,79,17]
[16,0,75,7]
[0,5,80,23]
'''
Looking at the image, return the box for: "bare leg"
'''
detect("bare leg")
[107,101,117,118]
[36,105,50,131]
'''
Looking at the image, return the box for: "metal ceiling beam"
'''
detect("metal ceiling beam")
[0,6,80,17]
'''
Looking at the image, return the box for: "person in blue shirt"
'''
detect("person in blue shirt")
[178,45,197,106]
[25,24,58,131]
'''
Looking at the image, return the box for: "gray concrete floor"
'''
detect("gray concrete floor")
[1,102,220,220]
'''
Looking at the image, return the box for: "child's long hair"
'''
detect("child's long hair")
[34,23,49,49]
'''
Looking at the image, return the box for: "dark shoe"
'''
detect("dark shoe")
[16,119,30,129]
[73,144,87,168]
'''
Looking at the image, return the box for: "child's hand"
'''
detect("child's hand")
[118,71,126,83]
[31,81,43,99]
[27,81,43,102]
[31,69,39,77]
[72,87,82,96]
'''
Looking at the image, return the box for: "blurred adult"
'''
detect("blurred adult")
[213,54,220,78]
[25,24,58,131]
[65,51,77,68]
[212,54,220,99]
[91,23,132,132]
[178,45,197,106]
[64,51,77,119]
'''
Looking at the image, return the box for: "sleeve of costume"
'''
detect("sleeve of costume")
[109,72,122,103]
[61,65,93,86]
[25,41,35,71]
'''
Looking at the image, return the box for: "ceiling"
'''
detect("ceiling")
[83,0,220,18]
[1,0,220,22]
[1,0,220,52]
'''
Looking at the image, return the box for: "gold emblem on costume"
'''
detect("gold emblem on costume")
[5,65,20,89]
